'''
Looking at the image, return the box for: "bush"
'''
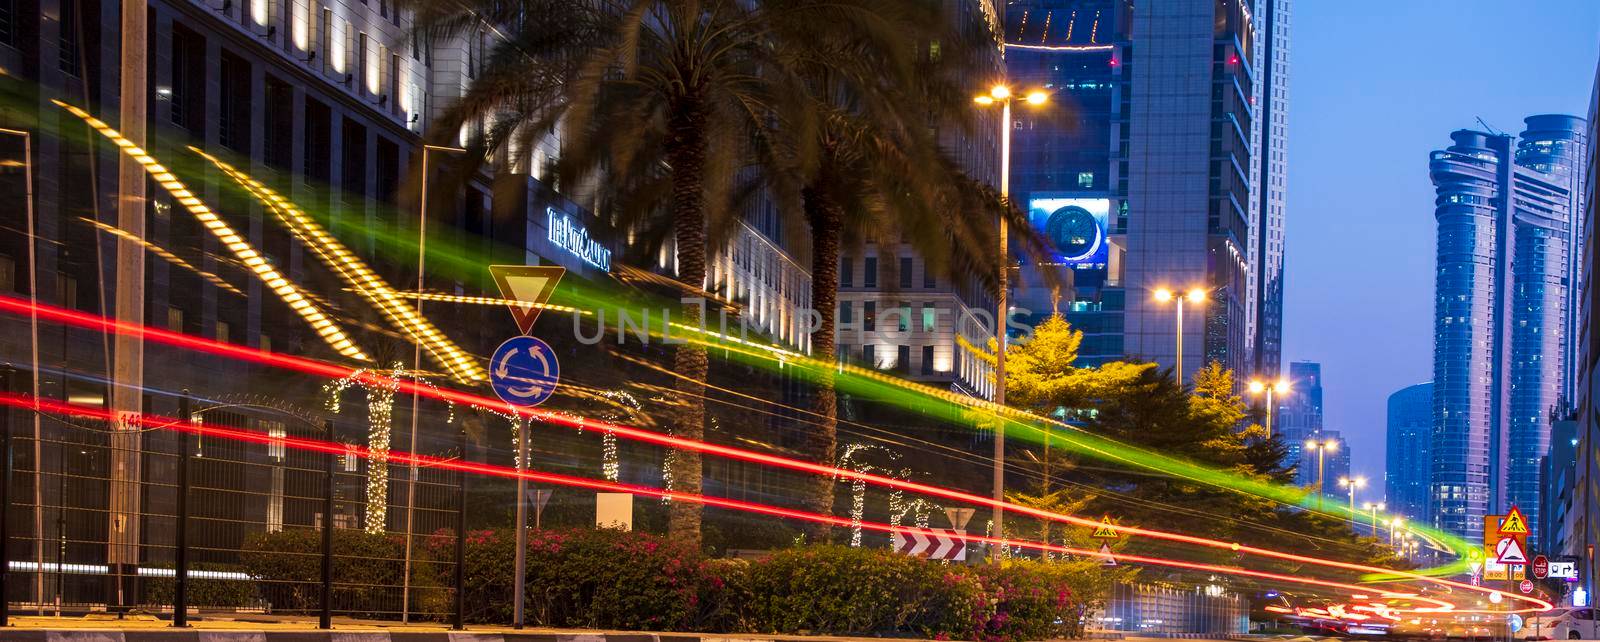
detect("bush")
[744,545,982,637]
[141,563,260,610]
[241,528,447,619]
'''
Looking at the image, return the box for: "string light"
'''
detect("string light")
[51,99,369,362]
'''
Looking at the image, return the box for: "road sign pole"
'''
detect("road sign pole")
[452,427,467,631]
[513,419,528,629]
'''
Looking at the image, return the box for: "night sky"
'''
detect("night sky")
[1283,1,1600,497]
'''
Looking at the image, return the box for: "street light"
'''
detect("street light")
[1305,438,1337,510]
[400,143,466,623]
[1247,378,1290,438]
[1338,475,1366,518]
[972,82,1048,563]
[1362,501,1387,539]
[1152,288,1206,387]
[0,126,43,611]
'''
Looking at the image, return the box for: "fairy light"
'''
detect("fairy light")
[190,148,483,382]
[0,295,1528,605]
[50,99,369,362]
[1,392,1534,615]
[361,363,402,534]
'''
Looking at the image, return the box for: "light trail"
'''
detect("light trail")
[0,294,1546,614]
[49,99,370,362]
[0,393,1478,613]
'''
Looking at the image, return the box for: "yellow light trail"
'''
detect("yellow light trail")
[191,148,486,383]
[51,99,370,362]
[78,217,246,297]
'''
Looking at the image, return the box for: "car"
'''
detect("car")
[1524,608,1598,640]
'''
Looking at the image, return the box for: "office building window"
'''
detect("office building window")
[56,275,76,310]
[840,258,852,287]
[863,344,876,369]
[0,0,15,48]
[839,301,852,325]
[864,301,876,330]
[897,345,910,373]
[341,118,367,198]
[263,75,294,169]
[898,305,909,332]
[864,257,877,288]
[921,345,934,374]
[900,257,912,289]
[166,306,184,333]
[220,51,253,153]
[924,265,935,289]
[170,25,207,133]
[922,303,936,332]
[0,255,12,291]
[304,98,332,181]
[216,321,231,344]
[1078,172,1094,188]
[838,345,851,362]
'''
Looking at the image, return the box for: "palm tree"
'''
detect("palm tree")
[773,11,1057,537]
[410,0,931,548]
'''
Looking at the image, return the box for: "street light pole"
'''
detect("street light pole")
[1153,289,1206,387]
[401,143,466,623]
[0,127,42,611]
[973,85,1046,563]
[1248,378,1290,439]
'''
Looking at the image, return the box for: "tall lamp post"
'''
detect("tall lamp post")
[1362,501,1386,538]
[972,83,1047,563]
[1338,475,1366,518]
[1152,288,1206,387]
[400,143,466,623]
[1305,438,1336,510]
[1247,378,1290,438]
[0,127,42,611]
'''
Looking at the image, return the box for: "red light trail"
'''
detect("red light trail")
[0,392,1473,613]
[0,294,1550,614]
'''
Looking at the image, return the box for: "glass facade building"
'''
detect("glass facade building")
[1429,116,1588,541]
[1386,382,1434,524]
[1277,360,1322,483]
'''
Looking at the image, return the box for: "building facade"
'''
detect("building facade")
[1276,360,1321,483]
[1249,0,1291,377]
[1566,55,1600,611]
[1429,115,1589,541]
[1386,382,1433,524]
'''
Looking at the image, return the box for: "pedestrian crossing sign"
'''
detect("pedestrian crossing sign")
[1499,506,1529,536]
[1091,516,1120,539]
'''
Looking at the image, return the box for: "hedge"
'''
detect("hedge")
[228,527,1112,641]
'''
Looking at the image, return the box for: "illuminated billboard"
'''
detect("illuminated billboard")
[1028,197,1109,268]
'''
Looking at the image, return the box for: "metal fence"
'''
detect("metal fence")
[0,371,474,628]
[1094,582,1250,635]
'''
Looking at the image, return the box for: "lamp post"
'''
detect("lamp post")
[1152,288,1207,387]
[0,127,41,613]
[1247,378,1290,438]
[1390,517,1404,546]
[973,84,1047,563]
[400,143,466,623]
[1338,475,1366,518]
[1305,438,1337,510]
[1362,501,1386,539]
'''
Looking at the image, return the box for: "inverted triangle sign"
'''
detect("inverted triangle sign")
[1098,542,1117,566]
[489,265,566,335]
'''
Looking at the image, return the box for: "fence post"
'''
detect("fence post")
[320,419,334,630]
[0,366,12,628]
[173,390,191,627]
[452,427,466,631]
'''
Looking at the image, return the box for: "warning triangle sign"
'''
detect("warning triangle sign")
[1091,516,1120,539]
[489,265,566,335]
[1496,537,1528,565]
[1097,542,1117,566]
[1499,506,1530,536]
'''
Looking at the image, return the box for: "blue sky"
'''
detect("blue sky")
[1284,1,1599,496]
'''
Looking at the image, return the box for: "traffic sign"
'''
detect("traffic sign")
[1484,558,1509,581]
[1484,514,1506,560]
[1091,516,1120,539]
[1098,542,1117,566]
[489,265,565,335]
[1520,580,1535,594]
[892,528,966,561]
[1500,506,1530,536]
[945,508,976,531]
[490,336,561,408]
[1508,614,1524,633]
[1533,555,1549,579]
[1548,560,1579,581]
[1496,536,1528,565]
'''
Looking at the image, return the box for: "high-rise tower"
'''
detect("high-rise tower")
[1387,382,1434,524]
[1429,116,1588,540]
[1251,0,1291,377]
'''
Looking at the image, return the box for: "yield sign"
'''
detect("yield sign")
[1098,542,1117,566]
[1496,536,1529,565]
[489,265,565,335]
[1500,506,1530,536]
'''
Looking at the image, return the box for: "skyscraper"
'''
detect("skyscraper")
[1004,0,1289,379]
[1251,0,1292,378]
[1387,382,1434,523]
[1429,115,1589,540]
[1277,361,1322,483]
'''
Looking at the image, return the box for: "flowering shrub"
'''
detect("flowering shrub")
[745,545,984,637]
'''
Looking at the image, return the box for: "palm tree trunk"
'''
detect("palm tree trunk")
[801,185,842,542]
[664,99,709,550]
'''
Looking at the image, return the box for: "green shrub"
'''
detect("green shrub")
[744,545,982,637]
[141,563,260,610]
[240,528,446,619]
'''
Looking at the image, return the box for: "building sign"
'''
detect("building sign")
[1028,197,1109,269]
[547,207,612,272]
[1548,560,1579,581]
